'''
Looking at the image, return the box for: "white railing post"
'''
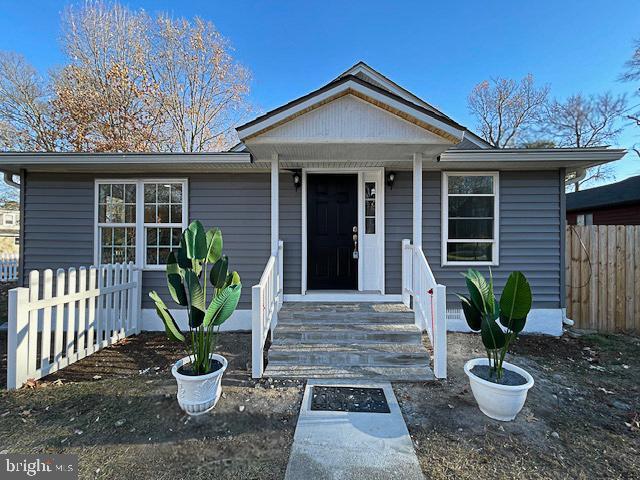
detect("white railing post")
[7,287,29,390]
[134,265,143,334]
[401,239,411,307]
[252,284,263,378]
[278,240,284,309]
[433,284,448,379]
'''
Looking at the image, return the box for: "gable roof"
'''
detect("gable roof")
[236,73,467,143]
[567,175,640,212]
[336,62,491,149]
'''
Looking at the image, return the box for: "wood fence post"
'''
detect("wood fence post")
[7,287,29,390]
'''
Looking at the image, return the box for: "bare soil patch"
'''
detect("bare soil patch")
[396,331,640,480]
[0,332,304,480]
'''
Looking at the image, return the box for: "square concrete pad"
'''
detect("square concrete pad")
[285,379,424,480]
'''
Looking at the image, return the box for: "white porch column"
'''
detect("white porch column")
[412,152,423,329]
[271,153,279,254]
[412,152,423,249]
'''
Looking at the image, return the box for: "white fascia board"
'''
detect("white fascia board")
[440,148,626,165]
[238,80,465,142]
[0,152,252,172]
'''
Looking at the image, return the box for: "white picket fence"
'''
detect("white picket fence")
[0,253,19,281]
[7,262,142,390]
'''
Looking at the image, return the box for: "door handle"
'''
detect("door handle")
[352,227,359,259]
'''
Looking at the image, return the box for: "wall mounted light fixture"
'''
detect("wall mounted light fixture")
[386,171,396,189]
[292,170,302,191]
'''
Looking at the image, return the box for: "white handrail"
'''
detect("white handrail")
[401,239,447,378]
[251,240,283,378]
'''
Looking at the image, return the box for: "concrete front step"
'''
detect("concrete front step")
[263,364,435,382]
[277,311,415,325]
[274,323,422,344]
[279,302,412,313]
[268,343,430,366]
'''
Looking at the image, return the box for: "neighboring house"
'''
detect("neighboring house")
[567,175,640,225]
[0,206,20,253]
[0,62,625,379]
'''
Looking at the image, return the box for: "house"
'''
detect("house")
[0,206,19,253]
[0,62,626,380]
[567,175,640,225]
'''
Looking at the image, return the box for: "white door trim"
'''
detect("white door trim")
[301,167,385,296]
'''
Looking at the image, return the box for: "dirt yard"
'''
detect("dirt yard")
[0,329,638,479]
[0,333,304,480]
[397,332,640,480]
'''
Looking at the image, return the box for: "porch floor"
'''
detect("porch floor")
[264,302,435,382]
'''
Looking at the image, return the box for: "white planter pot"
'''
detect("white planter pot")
[171,354,228,416]
[464,357,534,421]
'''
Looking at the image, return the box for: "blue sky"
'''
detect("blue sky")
[1,0,639,187]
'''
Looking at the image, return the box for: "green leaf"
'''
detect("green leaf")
[499,271,532,324]
[206,228,223,263]
[175,243,191,270]
[481,314,506,350]
[149,291,185,342]
[501,313,527,334]
[224,270,241,287]
[462,270,485,312]
[184,270,205,327]
[204,284,242,327]
[209,255,229,288]
[456,294,482,331]
[184,221,207,260]
[166,252,187,306]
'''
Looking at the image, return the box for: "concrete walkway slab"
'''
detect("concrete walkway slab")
[284,379,424,480]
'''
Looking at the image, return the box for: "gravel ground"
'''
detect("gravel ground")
[1,329,639,479]
[397,331,640,480]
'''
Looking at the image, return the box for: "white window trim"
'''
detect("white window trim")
[94,178,188,271]
[441,171,499,267]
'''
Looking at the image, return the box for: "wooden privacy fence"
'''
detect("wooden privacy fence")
[566,225,640,332]
[7,262,142,389]
[0,253,18,281]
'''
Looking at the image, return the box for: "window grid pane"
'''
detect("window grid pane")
[98,183,136,265]
[143,182,184,266]
[364,181,376,234]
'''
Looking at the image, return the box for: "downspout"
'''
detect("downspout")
[2,171,20,188]
[565,168,586,190]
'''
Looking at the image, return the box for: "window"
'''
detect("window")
[95,179,187,269]
[144,183,185,267]
[442,172,498,265]
[3,214,15,225]
[97,182,137,264]
[364,182,376,234]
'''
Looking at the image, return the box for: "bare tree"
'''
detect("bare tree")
[153,16,251,152]
[0,52,57,151]
[621,37,640,157]
[542,93,626,147]
[53,1,160,152]
[541,93,626,191]
[0,1,251,153]
[468,74,549,148]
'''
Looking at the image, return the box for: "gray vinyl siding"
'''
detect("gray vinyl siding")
[280,174,302,294]
[385,173,412,294]
[23,173,95,275]
[22,172,271,311]
[426,170,561,308]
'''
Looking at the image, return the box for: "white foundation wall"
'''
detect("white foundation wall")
[141,309,252,332]
[445,308,564,336]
